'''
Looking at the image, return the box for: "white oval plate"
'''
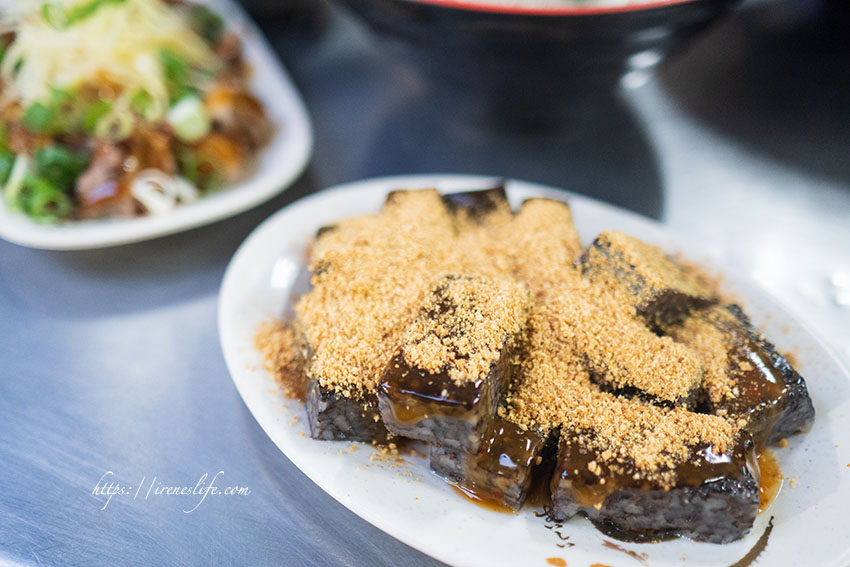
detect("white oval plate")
[0,0,312,250]
[219,175,850,567]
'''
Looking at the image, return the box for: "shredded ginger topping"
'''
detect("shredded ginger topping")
[1,0,219,117]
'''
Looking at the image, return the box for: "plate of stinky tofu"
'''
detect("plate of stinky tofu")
[219,174,850,567]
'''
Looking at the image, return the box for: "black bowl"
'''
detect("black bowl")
[336,0,739,128]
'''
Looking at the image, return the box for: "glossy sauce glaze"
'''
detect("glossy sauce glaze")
[721,332,787,448]
[379,343,516,425]
[757,450,783,513]
[552,433,759,510]
[380,352,485,424]
[440,417,549,510]
[477,418,548,473]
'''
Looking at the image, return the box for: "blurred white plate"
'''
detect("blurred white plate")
[219,175,850,567]
[0,0,312,250]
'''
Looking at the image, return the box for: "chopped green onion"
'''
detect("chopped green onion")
[44,0,128,28]
[41,2,65,27]
[128,89,164,121]
[0,125,15,184]
[130,90,153,113]
[67,0,128,25]
[167,96,211,143]
[176,147,222,192]
[2,153,73,222]
[48,86,72,106]
[47,87,87,132]
[202,169,224,192]
[22,88,88,134]
[34,145,89,191]
[159,49,195,102]
[83,100,112,134]
[159,49,187,81]
[4,154,30,210]
[94,109,134,142]
[176,147,200,187]
[22,102,56,134]
[0,153,14,186]
[21,174,72,222]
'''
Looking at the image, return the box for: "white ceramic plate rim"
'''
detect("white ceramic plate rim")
[0,0,313,250]
[219,174,850,567]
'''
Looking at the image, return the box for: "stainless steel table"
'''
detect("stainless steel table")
[1,2,847,565]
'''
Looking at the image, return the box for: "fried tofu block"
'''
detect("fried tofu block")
[579,231,717,327]
[378,275,531,453]
[430,417,549,511]
[666,304,815,447]
[550,431,760,544]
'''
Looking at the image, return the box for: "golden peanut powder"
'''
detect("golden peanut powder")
[582,230,716,309]
[555,277,704,404]
[400,275,531,384]
[506,289,737,485]
[665,311,736,404]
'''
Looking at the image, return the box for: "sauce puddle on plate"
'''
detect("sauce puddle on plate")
[758,450,783,513]
[451,485,515,514]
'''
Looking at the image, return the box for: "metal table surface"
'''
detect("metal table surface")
[1,2,848,566]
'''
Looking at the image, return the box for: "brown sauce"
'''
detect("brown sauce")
[526,470,553,509]
[379,353,484,425]
[757,450,783,513]
[555,433,758,510]
[434,417,548,513]
[715,321,788,450]
[602,540,649,564]
[478,418,547,471]
[451,485,515,514]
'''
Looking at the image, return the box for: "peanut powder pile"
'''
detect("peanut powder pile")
[254,321,307,400]
[505,289,738,485]
[295,190,559,396]
[296,190,460,396]
[665,311,736,405]
[262,188,744,488]
[400,275,531,385]
[444,197,584,296]
[582,230,716,308]
[555,276,704,405]
[501,199,584,295]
